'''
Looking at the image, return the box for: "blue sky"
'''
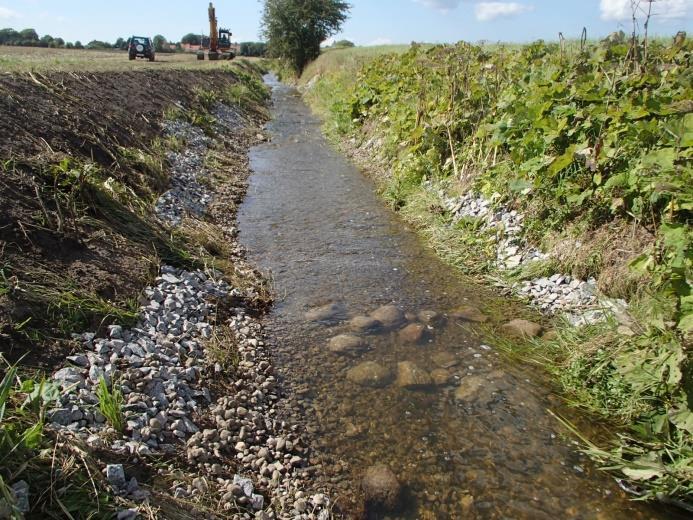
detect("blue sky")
[0,1,690,45]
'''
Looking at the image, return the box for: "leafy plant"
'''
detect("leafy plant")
[96,377,124,433]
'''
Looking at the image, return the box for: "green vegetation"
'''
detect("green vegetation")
[96,377,124,432]
[0,360,114,517]
[302,37,692,506]
[261,0,350,73]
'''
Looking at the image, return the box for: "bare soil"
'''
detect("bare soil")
[0,69,264,369]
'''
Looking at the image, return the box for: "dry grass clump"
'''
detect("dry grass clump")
[548,220,654,299]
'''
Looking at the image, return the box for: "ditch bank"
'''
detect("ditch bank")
[298,40,692,510]
[0,65,332,519]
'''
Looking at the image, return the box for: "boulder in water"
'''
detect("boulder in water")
[362,464,402,511]
[347,362,393,388]
[370,305,405,330]
[396,361,433,390]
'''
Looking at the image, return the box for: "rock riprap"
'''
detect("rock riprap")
[347,362,394,388]
[156,119,213,227]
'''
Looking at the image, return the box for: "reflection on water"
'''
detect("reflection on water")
[237,77,668,519]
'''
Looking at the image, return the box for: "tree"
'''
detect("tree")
[153,34,167,52]
[86,40,111,50]
[114,37,125,50]
[333,39,354,47]
[19,28,39,42]
[0,28,20,45]
[181,33,202,46]
[240,41,268,57]
[53,37,65,48]
[74,41,84,49]
[261,0,350,74]
[39,34,54,48]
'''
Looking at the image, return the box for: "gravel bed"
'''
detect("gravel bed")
[155,120,213,226]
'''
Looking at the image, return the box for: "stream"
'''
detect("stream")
[237,77,669,519]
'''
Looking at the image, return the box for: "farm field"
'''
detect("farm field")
[0,46,258,72]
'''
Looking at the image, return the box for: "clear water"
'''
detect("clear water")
[237,77,672,519]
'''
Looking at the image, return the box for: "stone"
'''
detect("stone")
[362,464,402,511]
[417,310,445,326]
[431,369,451,386]
[370,305,405,330]
[250,493,265,510]
[233,475,254,497]
[349,316,382,334]
[328,335,368,356]
[117,510,138,520]
[454,376,485,402]
[346,362,393,388]
[10,481,29,513]
[450,305,489,323]
[431,352,459,369]
[305,303,345,323]
[501,319,543,339]
[398,323,426,344]
[396,361,433,390]
[106,464,127,490]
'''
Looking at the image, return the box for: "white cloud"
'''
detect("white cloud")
[600,0,690,21]
[475,2,534,21]
[415,0,464,12]
[0,6,21,20]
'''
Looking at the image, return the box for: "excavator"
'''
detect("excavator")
[197,2,235,61]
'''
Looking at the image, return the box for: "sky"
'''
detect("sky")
[0,0,691,45]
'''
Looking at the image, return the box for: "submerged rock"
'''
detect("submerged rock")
[454,376,485,402]
[431,369,452,386]
[501,319,543,339]
[305,302,345,323]
[347,362,393,388]
[418,310,445,326]
[396,361,433,390]
[349,315,382,334]
[398,323,426,344]
[431,352,459,369]
[450,305,489,323]
[370,305,405,330]
[362,464,402,511]
[328,334,368,356]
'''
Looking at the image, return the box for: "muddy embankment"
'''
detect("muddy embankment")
[0,66,333,519]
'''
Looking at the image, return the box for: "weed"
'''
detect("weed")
[96,377,124,433]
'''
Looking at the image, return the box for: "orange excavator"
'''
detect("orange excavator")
[197,2,235,61]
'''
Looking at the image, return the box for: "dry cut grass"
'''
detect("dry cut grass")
[0,46,261,73]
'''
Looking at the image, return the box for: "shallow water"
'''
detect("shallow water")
[237,77,669,519]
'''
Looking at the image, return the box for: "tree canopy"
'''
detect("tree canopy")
[261,0,350,74]
[181,33,202,46]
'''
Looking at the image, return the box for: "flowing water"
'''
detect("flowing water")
[237,77,670,519]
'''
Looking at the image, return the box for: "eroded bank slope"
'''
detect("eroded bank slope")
[0,64,333,519]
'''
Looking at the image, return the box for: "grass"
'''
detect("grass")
[0,46,262,73]
[96,377,124,433]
